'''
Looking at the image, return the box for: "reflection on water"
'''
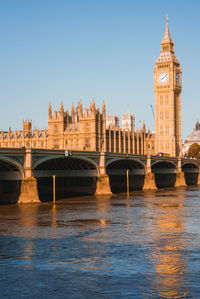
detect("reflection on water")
[147,196,189,298]
[0,187,200,298]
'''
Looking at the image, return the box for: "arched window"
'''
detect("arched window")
[54,125,58,133]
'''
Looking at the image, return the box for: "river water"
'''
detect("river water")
[0,187,200,298]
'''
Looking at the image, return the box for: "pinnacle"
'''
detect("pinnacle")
[161,15,173,44]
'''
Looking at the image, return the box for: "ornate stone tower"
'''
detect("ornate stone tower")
[154,16,182,157]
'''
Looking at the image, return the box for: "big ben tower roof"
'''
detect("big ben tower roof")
[155,15,179,64]
[161,15,173,45]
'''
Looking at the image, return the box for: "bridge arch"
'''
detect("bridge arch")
[34,156,99,201]
[151,160,177,188]
[0,157,24,204]
[106,157,146,169]
[182,162,199,185]
[0,156,25,178]
[106,158,145,193]
[34,155,99,175]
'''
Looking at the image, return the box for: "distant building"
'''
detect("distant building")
[122,113,135,131]
[106,114,119,130]
[182,121,200,156]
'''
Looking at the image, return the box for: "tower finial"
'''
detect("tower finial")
[161,14,173,45]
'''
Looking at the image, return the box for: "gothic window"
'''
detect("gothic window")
[40,141,44,148]
[165,94,169,105]
[163,46,169,51]
[165,125,169,134]
[71,139,73,148]
[160,110,164,120]
[85,123,89,131]
[160,126,164,135]
[76,139,79,148]
[33,142,37,148]
[166,142,169,150]
[54,125,58,133]
[54,139,59,149]
[160,94,164,105]
[65,140,68,148]
[85,139,90,148]
[165,110,169,120]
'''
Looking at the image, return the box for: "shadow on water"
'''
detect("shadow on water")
[37,177,97,202]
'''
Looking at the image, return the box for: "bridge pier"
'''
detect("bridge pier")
[197,172,200,185]
[175,157,186,187]
[143,155,157,190]
[18,148,40,203]
[18,177,40,203]
[95,152,112,195]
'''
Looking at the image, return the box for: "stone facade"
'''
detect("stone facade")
[154,16,182,157]
[48,99,104,151]
[0,100,155,155]
[0,120,48,149]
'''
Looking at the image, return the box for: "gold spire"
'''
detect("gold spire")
[161,14,173,45]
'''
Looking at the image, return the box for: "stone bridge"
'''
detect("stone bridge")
[0,148,199,204]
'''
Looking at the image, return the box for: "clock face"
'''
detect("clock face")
[176,73,180,84]
[158,72,169,84]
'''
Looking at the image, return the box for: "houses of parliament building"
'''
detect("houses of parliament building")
[0,16,182,157]
[0,99,155,156]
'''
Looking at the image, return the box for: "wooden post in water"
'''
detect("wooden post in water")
[127,169,130,198]
[53,175,56,204]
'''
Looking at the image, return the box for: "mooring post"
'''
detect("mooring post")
[53,175,56,204]
[127,169,130,197]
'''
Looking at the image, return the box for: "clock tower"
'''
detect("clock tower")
[154,16,182,157]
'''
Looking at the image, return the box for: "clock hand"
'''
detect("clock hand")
[161,74,167,80]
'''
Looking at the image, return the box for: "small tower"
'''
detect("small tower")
[23,120,32,133]
[59,101,64,116]
[71,103,75,123]
[48,103,52,119]
[122,113,135,131]
[106,114,119,129]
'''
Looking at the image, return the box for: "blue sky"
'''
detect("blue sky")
[0,0,200,140]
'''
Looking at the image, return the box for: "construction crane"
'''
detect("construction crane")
[150,104,155,120]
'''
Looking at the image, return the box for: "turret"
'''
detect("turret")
[78,99,83,117]
[102,101,105,117]
[142,121,146,132]
[48,103,52,119]
[91,97,95,114]
[23,120,32,133]
[71,103,74,123]
[59,101,64,116]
